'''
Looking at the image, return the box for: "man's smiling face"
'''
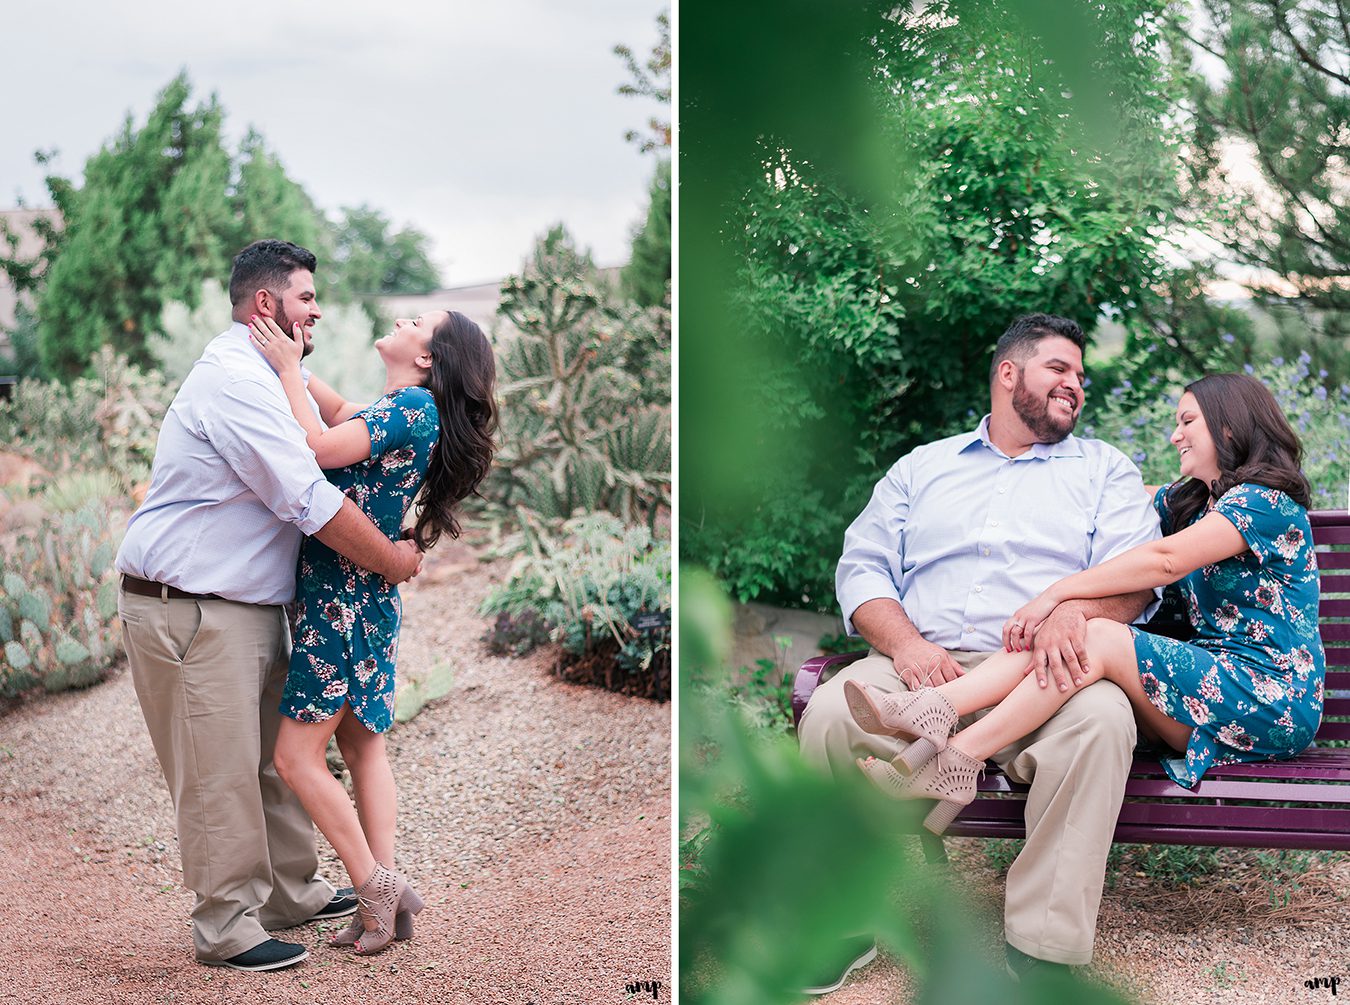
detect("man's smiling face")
[1010,335,1084,444]
[270,268,322,358]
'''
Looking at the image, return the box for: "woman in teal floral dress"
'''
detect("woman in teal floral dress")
[249,309,496,952]
[846,373,1323,835]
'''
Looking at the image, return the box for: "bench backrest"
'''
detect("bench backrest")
[1314,510,1350,741]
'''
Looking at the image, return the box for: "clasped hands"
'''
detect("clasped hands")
[890,599,1089,694]
[1004,594,1090,693]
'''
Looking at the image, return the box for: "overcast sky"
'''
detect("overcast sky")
[1,1,666,287]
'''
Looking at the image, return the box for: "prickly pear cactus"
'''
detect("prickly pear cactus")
[0,500,123,698]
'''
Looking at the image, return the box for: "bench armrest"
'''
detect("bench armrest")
[792,650,870,729]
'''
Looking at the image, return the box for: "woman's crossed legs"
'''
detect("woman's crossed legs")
[941,619,1193,761]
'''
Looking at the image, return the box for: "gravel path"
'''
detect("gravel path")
[0,537,671,1005]
[809,837,1350,1004]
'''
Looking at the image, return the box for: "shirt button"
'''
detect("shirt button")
[998,487,1006,494]
[974,585,983,593]
[964,625,975,634]
[983,548,991,556]
[990,520,1000,526]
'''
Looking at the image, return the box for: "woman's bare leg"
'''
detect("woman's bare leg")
[334,711,397,872]
[274,705,379,892]
[932,619,1192,762]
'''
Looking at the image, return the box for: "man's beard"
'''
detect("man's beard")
[273,304,314,358]
[1012,374,1077,444]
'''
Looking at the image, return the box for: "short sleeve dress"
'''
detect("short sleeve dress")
[1130,482,1324,787]
[280,385,439,733]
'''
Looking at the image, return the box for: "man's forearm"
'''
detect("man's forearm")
[1055,590,1153,626]
[313,497,402,579]
[850,598,925,657]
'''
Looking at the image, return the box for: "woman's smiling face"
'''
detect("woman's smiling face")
[377,311,447,372]
[1171,390,1221,486]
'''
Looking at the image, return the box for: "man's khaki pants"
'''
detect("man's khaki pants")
[798,649,1135,966]
[119,587,333,961]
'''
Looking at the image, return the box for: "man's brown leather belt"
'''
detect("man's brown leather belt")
[121,575,224,602]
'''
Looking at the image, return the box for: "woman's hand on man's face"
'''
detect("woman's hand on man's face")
[249,314,305,374]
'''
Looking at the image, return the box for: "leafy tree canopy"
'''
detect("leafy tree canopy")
[682,0,1189,606]
[1,71,440,379]
[330,204,441,297]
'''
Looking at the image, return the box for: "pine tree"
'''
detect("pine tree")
[0,73,417,380]
[621,159,671,308]
[32,74,238,376]
[1179,1,1350,312]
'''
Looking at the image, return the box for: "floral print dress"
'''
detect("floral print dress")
[280,386,439,733]
[1130,482,1324,787]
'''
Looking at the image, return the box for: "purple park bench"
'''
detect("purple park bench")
[792,510,1350,855]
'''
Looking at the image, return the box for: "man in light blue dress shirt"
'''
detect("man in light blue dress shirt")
[799,314,1161,990]
[115,241,423,972]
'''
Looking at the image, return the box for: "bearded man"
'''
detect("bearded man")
[116,239,423,972]
[798,313,1161,991]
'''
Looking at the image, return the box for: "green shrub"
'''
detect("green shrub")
[482,512,670,700]
[0,346,174,490]
[0,500,124,698]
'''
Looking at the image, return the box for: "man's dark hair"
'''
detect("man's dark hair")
[228,240,318,307]
[988,313,1086,384]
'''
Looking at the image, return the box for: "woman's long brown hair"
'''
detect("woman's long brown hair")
[1165,372,1311,530]
[411,311,498,550]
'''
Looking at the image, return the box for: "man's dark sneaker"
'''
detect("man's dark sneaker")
[801,935,878,995]
[307,887,358,921]
[204,939,308,972]
[1004,942,1072,983]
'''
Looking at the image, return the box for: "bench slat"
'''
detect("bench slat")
[955,796,1350,832]
[945,816,1350,851]
[975,763,1350,794]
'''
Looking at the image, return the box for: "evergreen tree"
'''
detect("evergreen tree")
[0,73,440,380]
[621,159,671,307]
[615,10,671,154]
[0,74,329,378]
[330,204,441,296]
[229,130,329,262]
[1164,1,1350,379]
[33,74,236,376]
[1179,1,1350,311]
